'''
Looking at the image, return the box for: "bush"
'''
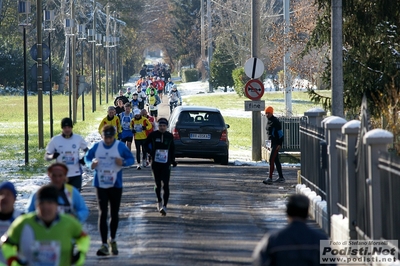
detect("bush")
[181,69,199,82]
[232,67,249,97]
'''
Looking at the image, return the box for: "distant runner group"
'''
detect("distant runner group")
[0,88,177,265]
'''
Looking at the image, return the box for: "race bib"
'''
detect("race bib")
[31,241,61,266]
[99,170,116,188]
[134,124,143,132]
[154,149,168,163]
[62,151,75,165]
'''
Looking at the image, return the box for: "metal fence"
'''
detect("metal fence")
[378,152,400,245]
[335,134,348,218]
[299,119,327,201]
[261,115,302,151]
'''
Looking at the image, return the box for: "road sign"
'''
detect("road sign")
[30,43,50,61]
[244,79,264,100]
[244,100,265,111]
[244,57,264,79]
[30,63,50,81]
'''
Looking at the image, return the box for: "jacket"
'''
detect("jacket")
[130,117,152,140]
[266,115,283,146]
[252,220,333,266]
[144,130,176,166]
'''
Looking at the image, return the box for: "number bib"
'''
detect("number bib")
[97,157,120,188]
[62,151,75,165]
[134,124,143,132]
[154,149,168,163]
[31,241,61,266]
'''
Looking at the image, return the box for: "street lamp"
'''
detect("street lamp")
[95,33,102,105]
[103,35,112,103]
[65,18,74,119]
[88,28,96,112]
[18,0,31,165]
[77,23,86,121]
[44,9,54,137]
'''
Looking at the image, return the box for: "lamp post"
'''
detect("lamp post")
[18,0,30,165]
[77,23,86,121]
[88,28,96,112]
[95,33,102,105]
[44,9,54,137]
[65,18,74,119]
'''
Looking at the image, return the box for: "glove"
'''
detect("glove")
[172,161,177,167]
[79,158,85,166]
[7,256,28,265]
[53,152,60,159]
[71,251,86,265]
[142,126,146,130]
[131,129,136,134]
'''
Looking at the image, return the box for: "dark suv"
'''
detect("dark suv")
[168,106,230,165]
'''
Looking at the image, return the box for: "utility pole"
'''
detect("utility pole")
[201,0,206,82]
[71,0,77,123]
[207,0,213,92]
[105,4,110,103]
[251,0,261,161]
[331,0,344,117]
[36,0,44,148]
[283,0,292,117]
[92,1,96,112]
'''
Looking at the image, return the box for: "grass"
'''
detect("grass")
[0,93,113,178]
[183,90,330,151]
[0,88,329,178]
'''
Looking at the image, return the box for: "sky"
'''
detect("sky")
[4,81,300,212]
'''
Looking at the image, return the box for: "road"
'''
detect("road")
[82,160,299,265]
[81,99,301,265]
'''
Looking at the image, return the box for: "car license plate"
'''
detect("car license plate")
[190,133,211,139]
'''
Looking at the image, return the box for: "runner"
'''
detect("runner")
[1,184,90,266]
[130,109,153,169]
[84,125,134,256]
[98,106,121,139]
[119,103,134,151]
[147,88,161,121]
[144,118,177,216]
[45,117,89,192]
[26,162,89,223]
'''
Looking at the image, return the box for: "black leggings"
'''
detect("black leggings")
[96,187,123,244]
[152,163,171,206]
[68,175,82,192]
[269,145,283,179]
[134,139,147,164]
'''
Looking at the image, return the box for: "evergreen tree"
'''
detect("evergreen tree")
[308,0,400,117]
[210,43,236,92]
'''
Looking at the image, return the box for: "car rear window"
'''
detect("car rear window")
[177,111,224,126]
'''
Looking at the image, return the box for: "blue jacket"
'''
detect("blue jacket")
[26,184,89,223]
[84,139,134,188]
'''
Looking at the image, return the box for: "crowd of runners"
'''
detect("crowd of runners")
[0,72,180,264]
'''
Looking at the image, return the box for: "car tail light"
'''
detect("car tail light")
[220,130,227,141]
[173,128,180,140]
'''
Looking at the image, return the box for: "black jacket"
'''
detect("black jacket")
[144,130,176,166]
[266,115,283,146]
[252,220,333,266]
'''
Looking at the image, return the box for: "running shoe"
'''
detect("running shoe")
[157,201,162,211]
[96,244,110,256]
[160,205,167,216]
[136,165,141,170]
[108,240,119,255]
[274,177,286,183]
[262,178,273,185]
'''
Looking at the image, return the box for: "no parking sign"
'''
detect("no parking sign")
[244,79,264,100]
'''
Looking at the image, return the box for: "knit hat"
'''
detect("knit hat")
[158,118,168,126]
[0,181,17,198]
[61,117,73,128]
[36,184,59,204]
[265,106,274,114]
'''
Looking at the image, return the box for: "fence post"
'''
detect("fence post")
[325,116,347,218]
[304,108,326,126]
[342,120,360,240]
[363,129,393,240]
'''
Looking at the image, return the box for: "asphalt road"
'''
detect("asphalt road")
[81,99,301,265]
[81,160,299,266]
